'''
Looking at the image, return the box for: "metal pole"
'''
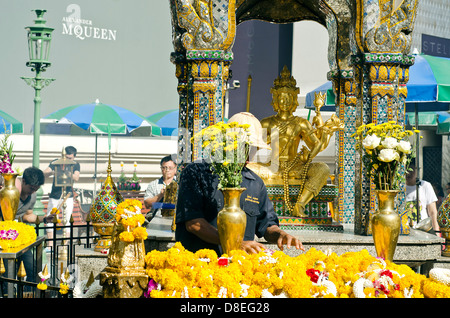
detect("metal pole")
[32,66,42,168]
[21,69,55,168]
[246,75,252,113]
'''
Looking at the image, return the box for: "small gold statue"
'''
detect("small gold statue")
[248,66,344,217]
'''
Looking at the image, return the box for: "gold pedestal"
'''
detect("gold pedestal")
[100,267,148,298]
[99,222,148,298]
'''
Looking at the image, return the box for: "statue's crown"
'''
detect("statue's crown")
[273,65,297,90]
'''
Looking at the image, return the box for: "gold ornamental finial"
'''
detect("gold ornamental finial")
[63,268,71,281]
[17,261,27,278]
[107,152,112,175]
[86,271,95,289]
[272,65,298,91]
[0,258,5,275]
[41,264,49,278]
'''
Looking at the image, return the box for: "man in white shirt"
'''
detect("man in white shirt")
[405,160,439,235]
[144,155,177,218]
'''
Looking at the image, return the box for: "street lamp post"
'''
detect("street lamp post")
[21,9,55,168]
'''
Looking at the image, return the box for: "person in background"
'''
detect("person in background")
[143,155,177,219]
[405,159,440,236]
[0,167,53,294]
[432,183,445,210]
[43,146,80,243]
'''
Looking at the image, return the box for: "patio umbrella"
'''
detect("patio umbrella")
[437,111,450,135]
[42,100,161,191]
[147,109,229,136]
[146,109,179,136]
[305,54,450,112]
[0,110,23,134]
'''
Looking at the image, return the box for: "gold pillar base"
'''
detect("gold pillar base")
[99,267,148,298]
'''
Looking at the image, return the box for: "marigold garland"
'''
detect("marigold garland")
[144,243,450,298]
[115,199,147,242]
[0,220,37,250]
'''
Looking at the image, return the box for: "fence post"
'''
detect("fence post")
[17,261,27,298]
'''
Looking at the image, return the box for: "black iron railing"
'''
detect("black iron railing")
[0,215,99,298]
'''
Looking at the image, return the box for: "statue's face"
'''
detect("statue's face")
[275,90,295,112]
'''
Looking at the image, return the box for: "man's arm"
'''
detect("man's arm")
[264,225,304,251]
[143,189,164,209]
[72,170,80,182]
[427,201,440,234]
[43,166,53,178]
[22,209,52,224]
[185,218,220,245]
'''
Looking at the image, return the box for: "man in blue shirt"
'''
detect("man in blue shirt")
[175,112,304,255]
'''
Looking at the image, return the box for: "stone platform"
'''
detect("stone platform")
[76,216,446,280]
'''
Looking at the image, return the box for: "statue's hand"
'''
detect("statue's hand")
[298,146,310,162]
[323,115,344,133]
[313,92,326,109]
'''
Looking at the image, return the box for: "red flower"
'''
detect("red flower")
[218,257,229,266]
[379,269,393,279]
[306,268,321,283]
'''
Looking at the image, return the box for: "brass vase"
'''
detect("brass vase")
[217,188,247,255]
[0,173,20,221]
[371,190,400,262]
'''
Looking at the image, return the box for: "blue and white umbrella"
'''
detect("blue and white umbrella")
[305,54,450,113]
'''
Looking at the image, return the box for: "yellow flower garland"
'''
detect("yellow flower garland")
[144,243,450,298]
[115,199,147,242]
[0,220,37,250]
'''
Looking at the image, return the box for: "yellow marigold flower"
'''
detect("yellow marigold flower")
[133,226,148,240]
[59,283,70,295]
[119,231,135,243]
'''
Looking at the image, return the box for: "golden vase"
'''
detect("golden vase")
[371,190,400,262]
[0,173,20,221]
[217,188,247,255]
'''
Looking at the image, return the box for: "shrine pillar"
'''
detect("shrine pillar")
[330,70,358,225]
[351,0,418,235]
[169,0,236,166]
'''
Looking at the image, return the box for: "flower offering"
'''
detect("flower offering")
[115,199,147,242]
[0,220,37,250]
[352,121,419,190]
[191,121,251,188]
[144,243,450,298]
[0,133,15,174]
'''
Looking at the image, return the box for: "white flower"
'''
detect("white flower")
[381,137,399,149]
[362,134,381,149]
[397,140,411,154]
[378,148,400,162]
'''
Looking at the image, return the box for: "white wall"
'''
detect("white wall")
[9,134,178,195]
[291,21,330,101]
